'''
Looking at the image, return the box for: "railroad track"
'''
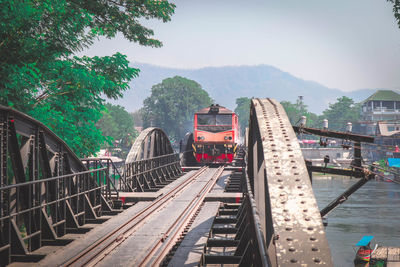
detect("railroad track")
[62,166,211,267]
[61,166,226,267]
[138,166,225,266]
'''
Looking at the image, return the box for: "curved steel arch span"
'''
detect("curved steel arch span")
[247,99,333,265]
[126,127,174,163]
[0,105,112,265]
[124,127,181,192]
[0,105,85,176]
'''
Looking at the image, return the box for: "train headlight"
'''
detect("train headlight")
[229,136,232,140]
[224,136,228,140]
[201,136,205,140]
[197,136,201,140]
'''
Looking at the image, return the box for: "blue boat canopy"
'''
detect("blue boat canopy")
[356,236,374,246]
[388,158,400,168]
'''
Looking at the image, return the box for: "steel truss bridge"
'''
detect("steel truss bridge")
[0,99,375,266]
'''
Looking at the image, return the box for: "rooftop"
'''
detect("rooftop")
[376,121,400,136]
[196,104,233,114]
[363,90,400,103]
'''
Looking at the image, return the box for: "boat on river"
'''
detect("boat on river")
[354,236,400,266]
[354,236,377,263]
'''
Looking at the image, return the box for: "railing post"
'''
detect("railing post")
[105,167,110,201]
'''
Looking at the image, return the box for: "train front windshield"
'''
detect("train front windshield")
[197,114,232,126]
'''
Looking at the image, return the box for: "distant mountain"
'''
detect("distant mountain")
[109,63,387,114]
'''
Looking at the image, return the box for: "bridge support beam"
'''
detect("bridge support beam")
[247,98,333,266]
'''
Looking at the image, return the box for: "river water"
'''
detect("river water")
[312,175,400,266]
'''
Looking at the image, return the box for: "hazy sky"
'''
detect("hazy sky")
[81,0,400,92]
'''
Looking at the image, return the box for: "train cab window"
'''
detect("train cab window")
[197,115,215,125]
[197,114,232,125]
[216,115,232,125]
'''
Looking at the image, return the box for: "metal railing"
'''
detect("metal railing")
[243,171,270,266]
[0,168,110,264]
[200,169,269,267]
[81,158,132,196]
[124,153,181,192]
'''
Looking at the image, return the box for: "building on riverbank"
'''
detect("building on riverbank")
[357,90,400,161]
[358,90,400,135]
[375,121,400,146]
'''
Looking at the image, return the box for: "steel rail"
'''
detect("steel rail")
[61,166,209,267]
[87,167,218,267]
[138,166,224,266]
[138,166,225,267]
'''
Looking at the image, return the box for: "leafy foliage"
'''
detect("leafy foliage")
[234,96,360,133]
[280,96,360,131]
[0,0,175,156]
[234,97,322,132]
[26,54,138,156]
[280,99,320,128]
[142,76,212,141]
[97,103,137,146]
[234,97,251,133]
[388,0,400,28]
[131,110,144,127]
[321,96,360,131]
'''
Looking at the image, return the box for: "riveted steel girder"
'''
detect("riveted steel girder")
[247,99,333,266]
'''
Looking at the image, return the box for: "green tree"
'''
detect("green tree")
[234,97,251,134]
[321,96,360,131]
[131,110,144,127]
[142,76,212,141]
[0,0,175,156]
[280,99,320,128]
[97,103,137,158]
[388,0,400,28]
[26,54,138,156]
[97,103,137,146]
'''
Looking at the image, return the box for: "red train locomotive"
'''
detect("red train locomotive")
[193,104,239,163]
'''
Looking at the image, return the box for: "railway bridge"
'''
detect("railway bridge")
[0,98,374,266]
